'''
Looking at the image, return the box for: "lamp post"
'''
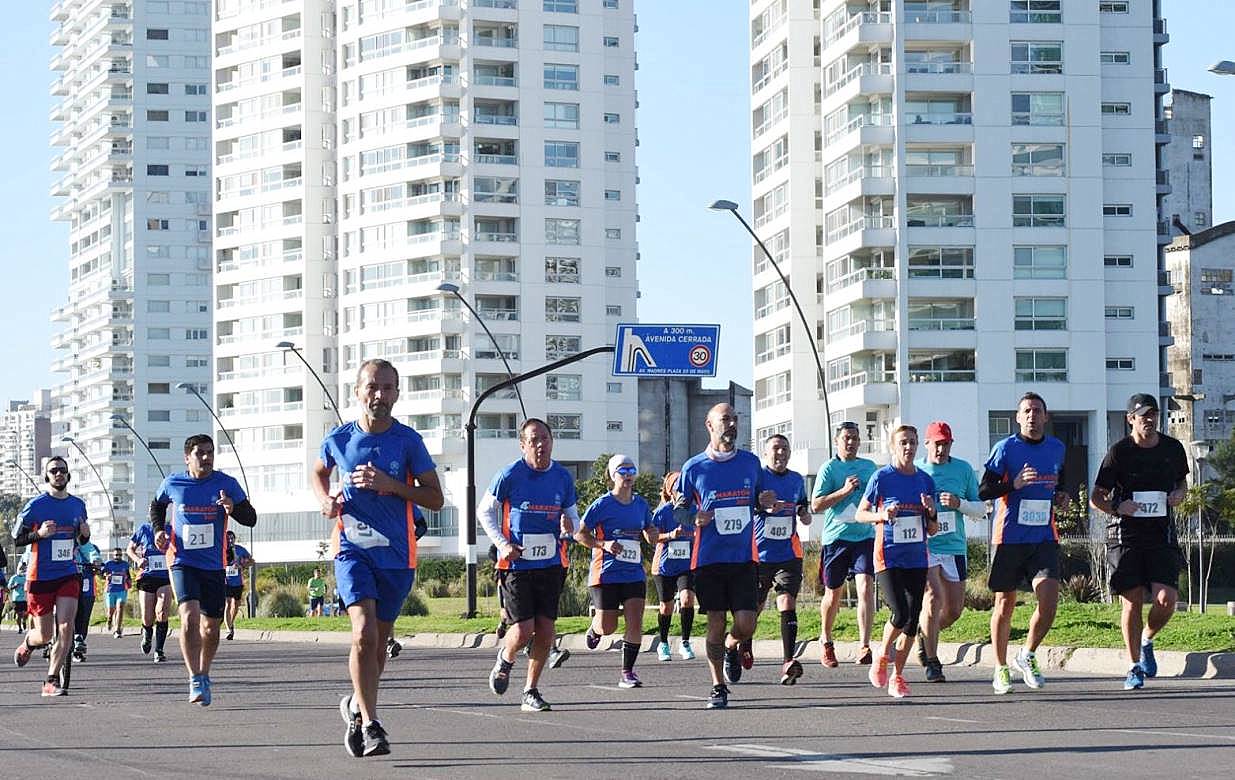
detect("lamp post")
[3,459,41,496]
[437,282,527,420]
[1191,439,1212,612]
[110,414,166,481]
[61,435,120,538]
[1208,60,1235,76]
[276,341,343,425]
[178,382,256,616]
[709,199,832,458]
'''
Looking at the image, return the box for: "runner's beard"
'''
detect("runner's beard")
[367,402,392,420]
[719,426,738,449]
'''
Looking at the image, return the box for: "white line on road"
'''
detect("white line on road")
[675,694,709,700]
[1101,728,1235,742]
[708,744,953,776]
[587,684,624,692]
[924,716,981,724]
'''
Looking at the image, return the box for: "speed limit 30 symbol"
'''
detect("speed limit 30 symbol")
[688,344,711,368]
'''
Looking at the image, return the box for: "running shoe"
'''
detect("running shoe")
[618,670,642,689]
[225,630,234,641]
[779,659,804,686]
[585,627,601,650]
[916,630,929,667]
[154,651,166,663]
[14,637,31,668]
[362,721,391,757]
[678,640,696,661]
[706,684,729,709]
[888,674,910,699]
[548,646,571,669]
[113,630,122,639]
[856,646,873,665]
[992,664,1013,695]
[1124,665,1146,691]
[41,680,65,697]
[495,618,509,640]
[340,694,363,758]
[199,674,213,707]
[820,641,839,668]
[868,651,889,689]
[188,674,205,704]
[740,645,754,671]
[723,646,742,684]
[925,658,946,683]
[1010,650,1045,689]
[386,638,402,659]
[520,688,551,712]
[140,628,152,655]
[488,651,513,695]
[657,642,672,662]
[1140,639,1158,678]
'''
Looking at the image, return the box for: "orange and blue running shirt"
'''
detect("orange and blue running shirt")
[582,492,652,586]
[155,470,247,572]
[130,523,170,582]
[677,450,764,568]
[488,458,577,571]
[861,466,936,572]
[651,502,692,578]
[319,420,435,570]
[10,493,87,582]
[984,434,1066,545]
[755,467,807,564]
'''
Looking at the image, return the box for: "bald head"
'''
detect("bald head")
[705,403,739,452]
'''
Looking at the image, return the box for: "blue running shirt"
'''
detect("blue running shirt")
[984,435,1066,545]
[862,466,937,572]
[130,523,170,581]
[582,493,652,586]
[488,459,578,571]
[10,493,88,583]
[812,457,878,545]
[155,471,248,571]
[677,450,763,568]
[650,502,693,577]
[755,467,806,564]
[102,560,130,593]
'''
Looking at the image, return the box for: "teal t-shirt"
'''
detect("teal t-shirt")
[915,456,981,555]
[812,457,877,545]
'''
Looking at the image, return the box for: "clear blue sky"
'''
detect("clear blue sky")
[1,0,1230,404]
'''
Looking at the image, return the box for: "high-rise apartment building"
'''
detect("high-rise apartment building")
[213,0,640,561]
[0,394,53,500]
[49,0,213,544]
[748,0,1170,495]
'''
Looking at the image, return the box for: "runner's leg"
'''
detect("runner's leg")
[1120,586,1145,665]
[178,600,203,676]
[990,591,1016,665]
[525,615,555,690]
[346,599,383,724]
[855,574,876,647]
[1025,576,1059,653]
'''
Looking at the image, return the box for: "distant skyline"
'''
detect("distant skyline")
[1,0,1232,405]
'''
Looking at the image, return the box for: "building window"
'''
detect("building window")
[1106,358,1135,370]
[148,327,171,340]
[1010,41,1063,74]
[545,297,581,322]
[605,305,622,316]
[908,351,976,382]
[1195,211,1209,227]
[1011,143,1065,176]
[1193,134,1206,149]
[603,112,620,124]
[1203,353,1235,362]
[545,179,580,207]
[1014,297,1067,330]
[149,440,171,450]
[1010,1,1062,23]
[543,0,578,12]
[544,24,579,52]
[1102,153,1132,167]
[1103,203,1133,217]
[544,64,579,91]
[545,218,581,245]
[755,371,792,410]
[546,414,581,439]
[545,374,582,401]
[545,141,579,168]
[1015,349,1067,382]
[1013,194,1065,227]
[545,335,581,359]
[146,28,169,40]
[147,164,169,176]
[603,36,619,47]
[148,410,171,422]
[1100,51,1131,64]
[604,189,620,201]
[1013,246,1067,279]
[148,382,170,393]
[186,328,208,339]
[605,266,622,277]
[1104,254,1133,268]
[907,246,975,279]
[604,151,621,162]
[603,74,620,85]
[1011,92,1065,125]
[544,102,580,129]
[606,382,623,393]
[186,357,208,368]
[185,110,207,122]
[605,228,621,240]
[603,0,619,8]
[1099,2,1129,12]
[185,83,207,95]
[1101,102,1131,115]
[1104,306,1134,319]
[147,82,169,94]
[545,256,580,283]
[147,218,169,230]
[147,109,169,121]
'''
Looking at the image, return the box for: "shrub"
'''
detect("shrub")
[558,576,591,617]
[257,587,306,618]
[417,578,452,598]
[417,557,465,583]
[1062,574,1101,603]
[401,588,429,616]
[964,577,994,610]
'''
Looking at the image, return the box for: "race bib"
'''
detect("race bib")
[147,554,167,572]
[181,523,214,550]
[110,574,125,586]
[1131,491,1168,518]
[82,576,92,593]
[613,540,642,564]
[891,515,923,544]
[520,532,557,561]
[1017,499,1052,527]
[667,540,690,560]
[763,515,794,540]
[50,539,74,561]
[936,511,956,536]
[836,503,859,522]
[342,513,391,549]
[714,506,751,536]
[226,564,240,577]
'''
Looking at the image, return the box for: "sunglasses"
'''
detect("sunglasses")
[48,468,69,475]
[615,466,638,476]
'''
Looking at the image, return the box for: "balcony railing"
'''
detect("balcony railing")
[904,11,972,23]
[906,213,974,228]
[825,215,895,243]
[825,165,890,195]
[907,317,975,331]
[908,368,975,382]
[828,370,895,393]
[905,62,972,74]
[824,11,892,45]
[824,112,892,145]
[904,164,973,177]
[824,62,892,98]
[827,264,894,292]
[906,111,972,125]
[827,318,894,342]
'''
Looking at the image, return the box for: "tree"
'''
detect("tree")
[1202,437,1235,494]
[575,454,664,513]
[1,492,23,570]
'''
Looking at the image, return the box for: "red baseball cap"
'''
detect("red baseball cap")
[924,421,953,443]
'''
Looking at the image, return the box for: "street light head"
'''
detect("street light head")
[275,340,297,350]
[708,199,739,212]
[436,282,461,294]
[109,414,126,423]
[61,435,75,444]
[176,382,193,391]
[1208,60,1235,76]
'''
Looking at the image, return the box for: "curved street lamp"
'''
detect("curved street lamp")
[276,341,343,426]
[437,281,527,420]
[110,414,166,480]
[709,199,832,458]
[3,459,40,494]
[61,435,120,534]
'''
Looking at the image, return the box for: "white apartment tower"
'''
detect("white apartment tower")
[50,0,213,544]
[214,0,640,560]
[749,0,1170,493]
[0,394,53,501]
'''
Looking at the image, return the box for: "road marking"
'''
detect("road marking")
[1102,728,1235,742]
[675,694,709,700]
[587,684,624,692]
[924,716,980,724]
[708,744,954,776]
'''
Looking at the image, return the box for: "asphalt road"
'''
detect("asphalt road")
[1,631,1232,779]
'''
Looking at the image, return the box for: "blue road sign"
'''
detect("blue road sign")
[612,323,720,377]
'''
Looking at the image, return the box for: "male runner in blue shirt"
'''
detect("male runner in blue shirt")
[102,548,131,638]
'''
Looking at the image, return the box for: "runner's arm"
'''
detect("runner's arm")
[977,468,1013,502]
[229,499,257,527]
[11,525,39,548]
[477,491,509,553]
[149,496,172,533]
[957,499,987,518]
[561,504,581,534]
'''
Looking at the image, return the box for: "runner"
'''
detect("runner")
[810,422,879,667]
[677,403,776,709]
[753,434,811,685]
[480,417,578,713]
[10,456,89,697]
[577,454,656,688]
[855,425,938,698]
[72,536,103,661]
[150,434,257,706]
[313,358,443,757]
[915,421,985,682]
[1089,394,1189,690]
[102,548,131,638]
[650,471,697,662]
[222,530,252,641]
[980,392,1069,694]
[8,563,29,633]
[308,567,328,617]
[127,521,173,661]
